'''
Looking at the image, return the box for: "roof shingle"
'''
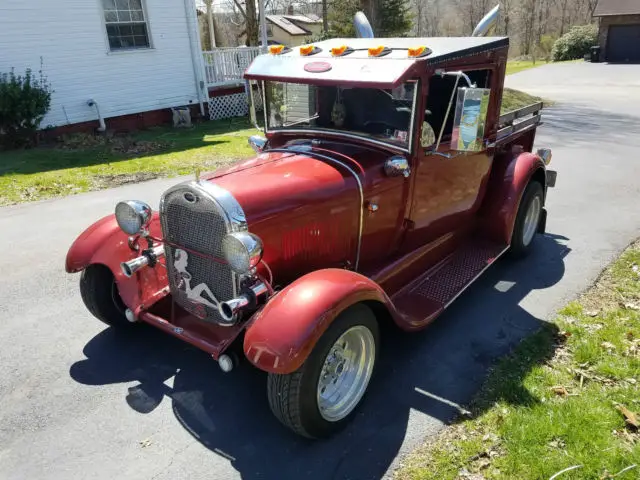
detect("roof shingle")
[593,0,640,16]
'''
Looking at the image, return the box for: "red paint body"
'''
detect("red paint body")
[66,38,554,373]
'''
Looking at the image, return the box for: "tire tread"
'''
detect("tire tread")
[79,265,128,326]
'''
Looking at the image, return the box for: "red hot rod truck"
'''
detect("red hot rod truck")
[65,12,556,439]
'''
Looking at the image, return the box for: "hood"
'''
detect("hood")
[204,149,358,224]
[202,148,363,283]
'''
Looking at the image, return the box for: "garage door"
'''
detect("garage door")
[607,24,640,63]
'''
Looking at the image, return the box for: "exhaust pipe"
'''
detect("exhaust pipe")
[472,4,500,37]
[218,282,269,324]
[121,245,165,278]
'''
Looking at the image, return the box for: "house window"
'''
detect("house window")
[102,0,150,50]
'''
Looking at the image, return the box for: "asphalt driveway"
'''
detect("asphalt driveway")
[1,62,640,480]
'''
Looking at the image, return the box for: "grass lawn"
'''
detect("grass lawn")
[396,242,640,480]
[0,117,259,206]
[505,60,549,76]
[0,89,542,206]
[501,88,543,113]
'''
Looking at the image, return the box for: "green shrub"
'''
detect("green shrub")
[551,24,598,61]
[0,62,53,149]
[536,34,557,61]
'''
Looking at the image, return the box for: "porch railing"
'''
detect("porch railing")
[203,47,261,87]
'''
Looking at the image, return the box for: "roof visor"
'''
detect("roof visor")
[243,37,509,89]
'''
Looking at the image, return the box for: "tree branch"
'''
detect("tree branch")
[233,0,248,20]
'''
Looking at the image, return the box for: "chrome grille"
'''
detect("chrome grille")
[160,182,238,323]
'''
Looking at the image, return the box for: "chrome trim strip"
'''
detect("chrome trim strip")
[261,80,268,132]
[443,246,510,309]
[408,79,419,154]
[267,147,365,271]
[195,181,247,232]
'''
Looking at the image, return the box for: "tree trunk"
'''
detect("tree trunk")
[245,0,259,46]
[322,0,328,32]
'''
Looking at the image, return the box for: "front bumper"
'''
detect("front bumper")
[138,296,246,359]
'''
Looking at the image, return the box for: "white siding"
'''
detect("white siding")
[0,0,202,128]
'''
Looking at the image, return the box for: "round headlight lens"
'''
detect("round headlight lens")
[222,232,263,274]
[115,200,152,235]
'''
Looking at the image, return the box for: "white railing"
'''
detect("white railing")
[203,47,261,86]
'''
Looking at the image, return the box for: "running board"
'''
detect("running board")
[392,241,508,328]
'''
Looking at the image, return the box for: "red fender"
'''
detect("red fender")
[243,268,400,374]
[480,150,546,244]
[65,213,167,312]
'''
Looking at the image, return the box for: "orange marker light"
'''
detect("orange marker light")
[368,45,386,57]
[269,44,285,55]
[408,46,427,57]
[299,45,315,56]
[331,45,349,56]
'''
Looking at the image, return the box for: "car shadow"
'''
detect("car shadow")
[70,232,570,480]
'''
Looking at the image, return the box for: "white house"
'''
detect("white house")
[1,0,211,133]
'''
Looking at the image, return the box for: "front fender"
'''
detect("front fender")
[480,150,546,244]
[243,268,398,374]
[65,212,167,312]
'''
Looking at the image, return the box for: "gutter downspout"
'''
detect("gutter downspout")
[184,0,206,117]
[87,99,106,132]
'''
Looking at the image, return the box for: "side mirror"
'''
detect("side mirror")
[450,87,491,152]
[248,135,267,153]
[384,155,411,178]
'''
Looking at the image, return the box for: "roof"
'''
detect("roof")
[284,14,321,24]
[593,0,640,16]
[266,15,314,36]
[244,36,509,88]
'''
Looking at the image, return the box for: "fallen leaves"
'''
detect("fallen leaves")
[547,437,566,450]
[551,386,569,397]
[600,341,616,353]
[139,437,153,448]
[615,404,639,430]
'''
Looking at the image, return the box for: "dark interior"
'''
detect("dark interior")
[316,86,412,134]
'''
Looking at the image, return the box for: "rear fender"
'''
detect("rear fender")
[65,213,167,312]
[480,150,546,244]
[243,268,400,374]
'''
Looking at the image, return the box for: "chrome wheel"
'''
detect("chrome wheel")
[522,195,541,247]
[317,325,376,422]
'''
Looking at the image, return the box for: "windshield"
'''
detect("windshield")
[264,81,417,149]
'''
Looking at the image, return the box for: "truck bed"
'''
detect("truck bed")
[495,101,543,145]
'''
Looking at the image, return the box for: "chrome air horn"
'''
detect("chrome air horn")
[121,245,165,278]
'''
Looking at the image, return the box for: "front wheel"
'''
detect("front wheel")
[79,264,130,327]
[267,304,379,438]
[509,180,544,258]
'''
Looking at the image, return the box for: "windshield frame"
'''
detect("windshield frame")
[261,79,420,154]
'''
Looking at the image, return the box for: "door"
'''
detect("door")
[404,68,495,250]
[607,25,640,63]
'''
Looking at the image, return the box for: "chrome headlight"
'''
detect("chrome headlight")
[222,232,263,274]
[115,200,152,235]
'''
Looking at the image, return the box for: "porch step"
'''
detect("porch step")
[393,240,508,327]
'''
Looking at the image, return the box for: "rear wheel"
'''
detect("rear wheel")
[79,264,130,327]
[509,181,544,258]
[267,304,379,438]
